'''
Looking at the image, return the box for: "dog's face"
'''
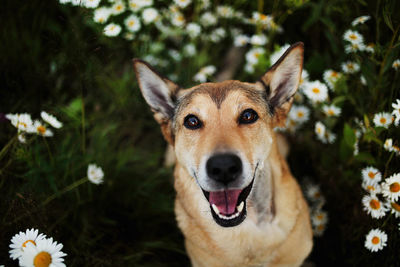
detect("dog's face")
[134,43,303,227]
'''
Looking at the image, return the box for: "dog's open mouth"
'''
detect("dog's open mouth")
[202,179,254,227]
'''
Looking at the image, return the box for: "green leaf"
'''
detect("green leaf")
[383,3,394,32]
[343,123,356,147]
[354,152,376,164]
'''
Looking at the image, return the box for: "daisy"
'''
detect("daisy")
[323,70,342,90]
[128,0,145,12]
[244,63,255,74]
[111,1,125,15]
[386,201,400,218]
[216,5,234,18]
[234,35,250,47]
[365,43,375,53]
[209,28,226,43]
[383,138,394,152]
[186,23,201,38]
[183,44,196,57]
[252,12,274,29]
[362,181,381,195]
[293,92,304,103]
[6,113,33,132]
[361,166,382,184]
[289,105,310,124]
[103,23,121,37]
[171,12,185,27]
[326,131,336,144]
[93,7,111,24]
[311,209,328,226]
[393,59,400,71]
[352,15,370,26]
[315,121,326,142]
[305,184,325,203]
[322,104,341,117]
[142,8,159,24]
[200,12,217,27]
[41,112,62,129]
[373,112,392,128]
[87,164,104,185]
[341,61,360,74]
[246,47,265,65]
[125,15,140,32]
[343,30,364,44]
[18,133,27,144]
[364,229,387,252]
[345,42,366,54]
[141,0,153,7]
[381,173,400,202]
[270,44,290,65]
[392,99,400,125]
[299,69,309,91]
[362,194,387,219]
[9,229,46,260]
[250,34,268,46]
[83,0,101,8]
[174,0,191,8]
[313,223,327,237]
[304,81,328,103]
[360,75,367,85]
[193,66,216,83]
[29,120,54,137]
[168,50,182,61]
[19,238,66,267]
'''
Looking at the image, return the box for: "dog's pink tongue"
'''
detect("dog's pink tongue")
[209,189,241,215]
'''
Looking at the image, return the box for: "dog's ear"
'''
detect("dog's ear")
[133,59,180,144]
[259,42,304,126]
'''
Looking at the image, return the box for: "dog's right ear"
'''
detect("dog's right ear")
[133,59,180,144]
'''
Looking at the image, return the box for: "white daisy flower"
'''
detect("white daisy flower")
[323,70,342,90]
[352,15,371,26]
[341,61,360,74]
[304,81,329,103]
[183,44,196,57]
[362,181,381,195]
[392,99,400,125]
[174,0,191,8]
[6,113,33,132]
[252,12,274,29]
[87,164,104,185]
[289,105,310,124]
[9,229,46,260]
[345,42,366,54]
[323,104,341,117]
[193,65,216,82]
[124,15,141,32]
[70,0,82,6]
[141,0,153,7]
[311,209,328,226]
[299,69,309,90]
[244,63,255,73]
[216,5,234,18]
[250,34,268,46]
[168,50,182,61]
[83,0,101,8]
[18,133,27,144]
[19,237,67,267]
[41,111,62,129]
[361,166,382,184]
[373,112,392,128]
[384,138,394,152]
[93,7,111,24]
[305,184,325,203]
[246,47,265,65]
[186,23,201,38]
[393,59,400,71]
[209,28,226,42]
[128,0,145,12]
[104,23,121,37]
[326,131,336,144]
[362,194,387,219]
[270,44,290,65]
[234,35,250,47]
[59,0,71,4]
[200,12,217,27]
[171,13,185,27]
[381,173,400,202]
[360,75,367,85]
[142,8,159,24]
[386,201,400,218]
[343,30,364,44]
[365,43,375,53]
[199,0,210,9]
[313,223,327,237]
[315,121,326,142]
[364,229,387,252]
[29,120,54,137]
[111,0,125,15]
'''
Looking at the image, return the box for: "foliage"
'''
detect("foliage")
[1,0,400,266]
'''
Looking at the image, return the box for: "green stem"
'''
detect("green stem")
[81,95,86,154]
[42,137,54,164]
[42,177,88,206]
[0,135,17,161]
[383,151,395,178]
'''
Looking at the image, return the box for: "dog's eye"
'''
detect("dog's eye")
[184,114,202,130]
[239,109,258,124]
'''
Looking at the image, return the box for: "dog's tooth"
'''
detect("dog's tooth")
[237,202,244,213]
[212,204,220,215]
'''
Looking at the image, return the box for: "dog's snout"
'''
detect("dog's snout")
[206,154,242,184]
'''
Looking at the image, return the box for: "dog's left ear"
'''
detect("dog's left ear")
[259,42,304,126]
[133,59,180,144]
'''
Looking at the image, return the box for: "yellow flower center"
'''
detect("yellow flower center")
[316,127,322,134]
[317,224,325,231]
[316,214,324,220]
[391,202,400,212]
[349,34,357,40]
[254,52,260,58]
[312,87,320,94]
[37,125,46,134]
[130,3,137,8]
[129,21,135,26]
[371,236,380,245]
[297,112,304,118]
[177,15,184,22]
[369,199,380,210]
[22,240,36,248]
[34,251,52,267]
[330,71,338,78]
[380,117,387,124]
[116,5,122,11]
[390,182,400,193]
[347,64,354,70]
[368,172,375,179]
[366,185,375,191]
[327,110,335,116]
[260,14,267,20]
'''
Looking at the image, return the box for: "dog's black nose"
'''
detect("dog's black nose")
[206,154,242,184]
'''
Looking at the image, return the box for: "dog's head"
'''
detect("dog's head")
[133,43,303,227]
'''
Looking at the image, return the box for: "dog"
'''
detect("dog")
[133,42,313,267]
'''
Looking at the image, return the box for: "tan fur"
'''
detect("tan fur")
[134,43,313,267]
